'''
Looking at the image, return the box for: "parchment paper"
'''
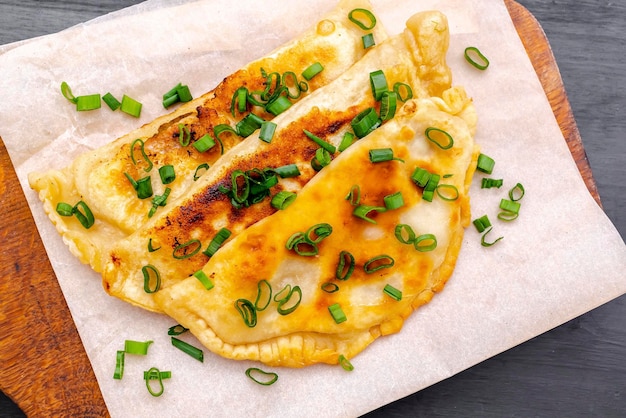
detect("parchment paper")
[1,0,624,416]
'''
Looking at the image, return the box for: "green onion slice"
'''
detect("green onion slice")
[148,187,171,218]
[414,234,437,252]
[481,178,503,189]
[236,113,264,138]
[303,129,337,154]
[271,190,297,210]
[394,224,416,244]
[306,223,333,243]
[364,255,395,273]
[193,270,214,290]
[509,183,525,201]
[172,239,202,260]
[142,264,161,293]
[192,133,216,153]
[120,94,142,118]
[76,94,101,111]
[124,339,153,355]
[158,165,176,184]
[113,350,125,380]
[178,124,191,147]
[321,282,339,293]
[285,232,305,250]
[348,8,377,30]
[144,367,166,397]
[266,94,292,116]
[245,367,278,386]
[255,280,273,311]
[477,153,495,174]
[311,147,332,171]
[338,354,354,371]
[336,250,355,281]
[167,324,189,336]
[425,127,454,150]
[383,284,403,301]
[338,132,355,152]
[230,169,250,204]
[282,71,304,99]
[273,163,300,178]
[393,82,413,102]
[73,200,95,229]
[351,107,380,138]
[292,240,318,256]
[103,92,121,111]
[361,33,375,49]
[276,285,302,315]
[55,202,74,217]
[464,46,490,70]
[129,139,153,172]
[302,62,324,81]
[422,174,440,202]
[345,184,361,206]
[369,69,388,101]
[353,204,386,224]
[230,86,248,116]
[411,167,432,188]
[60,81,77,103]
[481,226,503,247]
[259,121,277,143]
[436,184,459,201]
[498,199,521,221]
[235,299,257,327]
[328,303,347,324]
[472,215,492,233]
[147,238,161,252]
[143,369,172,381]
[171,336,204,362]
[194,163,210,181]
[379,91,398,121]
[383,191,404,210]
[202,228,232,257]
[369,148,395,163]
[135,176,153,199]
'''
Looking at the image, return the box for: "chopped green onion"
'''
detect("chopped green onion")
[167,324,189,336]
[172,239,202,260]
[361,33,375,49]
[255,280,273,311]
[393,82,413,102]
[142,264,161,293]
[383,191,404,210]
[276,285,302,315]
[230,169,250,204]
[351,107,380,138]
[245,367,278,386]
[321,282,339,293]
[193,270,214,290]
[394,224,416,244]
[178,123,191,146]
[271,190,297,210]
[305,223,333,243]
[414,234,437,252]
[328,303,347,324]
[369,70,388,101]
[348,8,377,30]
[193,133,216,153]
[481,178,503,189]
[135,176,153,199]
[273,163,300,178]
[292,240,318,256]
[303,129,337,154]
[55,202,74,217]
[422,174,440,202]
[311,147,332,171]
[383,284,403,301]
[143,369,171,381]
[509,183,525,201]
[235,299,257,327]
[211,124,231,154]
[285,232,305,250]
[464,46,490,70]
[353,204,386,224]
[369,148,403,163]
[158,165,176,184]
[379,91,398,121]
[364,255,395,273]
[498,199,521,221]
[202,228,232,257]
[266,95,292,116]
[436,184,459,201]
[163,83,193,108]
[236,113,264,137]
[76,94,101,111]
[336,250,355,281]
[282,71,305,99]
[103,92,121,111]
[171,336,204,362]
[144,367,166,397]
[124,339,153,355]
[60,81,77,103]
[411,167,432,188]
[302,62,324,81]
[472,215,492,233]
[129,138,153,172]
[230,86,248,115]
[72,200,95,229]
[338,354,354,371]
[477,153,495,174]
[345,184,361,206]
[481,226,503,247]
[176,84,192,102]
[120,94,142,117]
[148,239,161,254]
[338,132,355,152]
[193,163,210,181]
[259,121,277,143]
[425,127,454,150]
[113,350,125,380]
[148,187,170,218]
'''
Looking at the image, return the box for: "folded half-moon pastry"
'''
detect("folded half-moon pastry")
[155,87,479,367]
[28,0,387,272]
[103,10,455,313]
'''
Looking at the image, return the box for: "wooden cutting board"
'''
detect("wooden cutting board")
[0,1,601,416]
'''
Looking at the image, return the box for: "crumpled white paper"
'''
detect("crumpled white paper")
[0,0,624,417]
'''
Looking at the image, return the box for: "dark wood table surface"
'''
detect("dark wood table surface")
[0,1,624,417]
